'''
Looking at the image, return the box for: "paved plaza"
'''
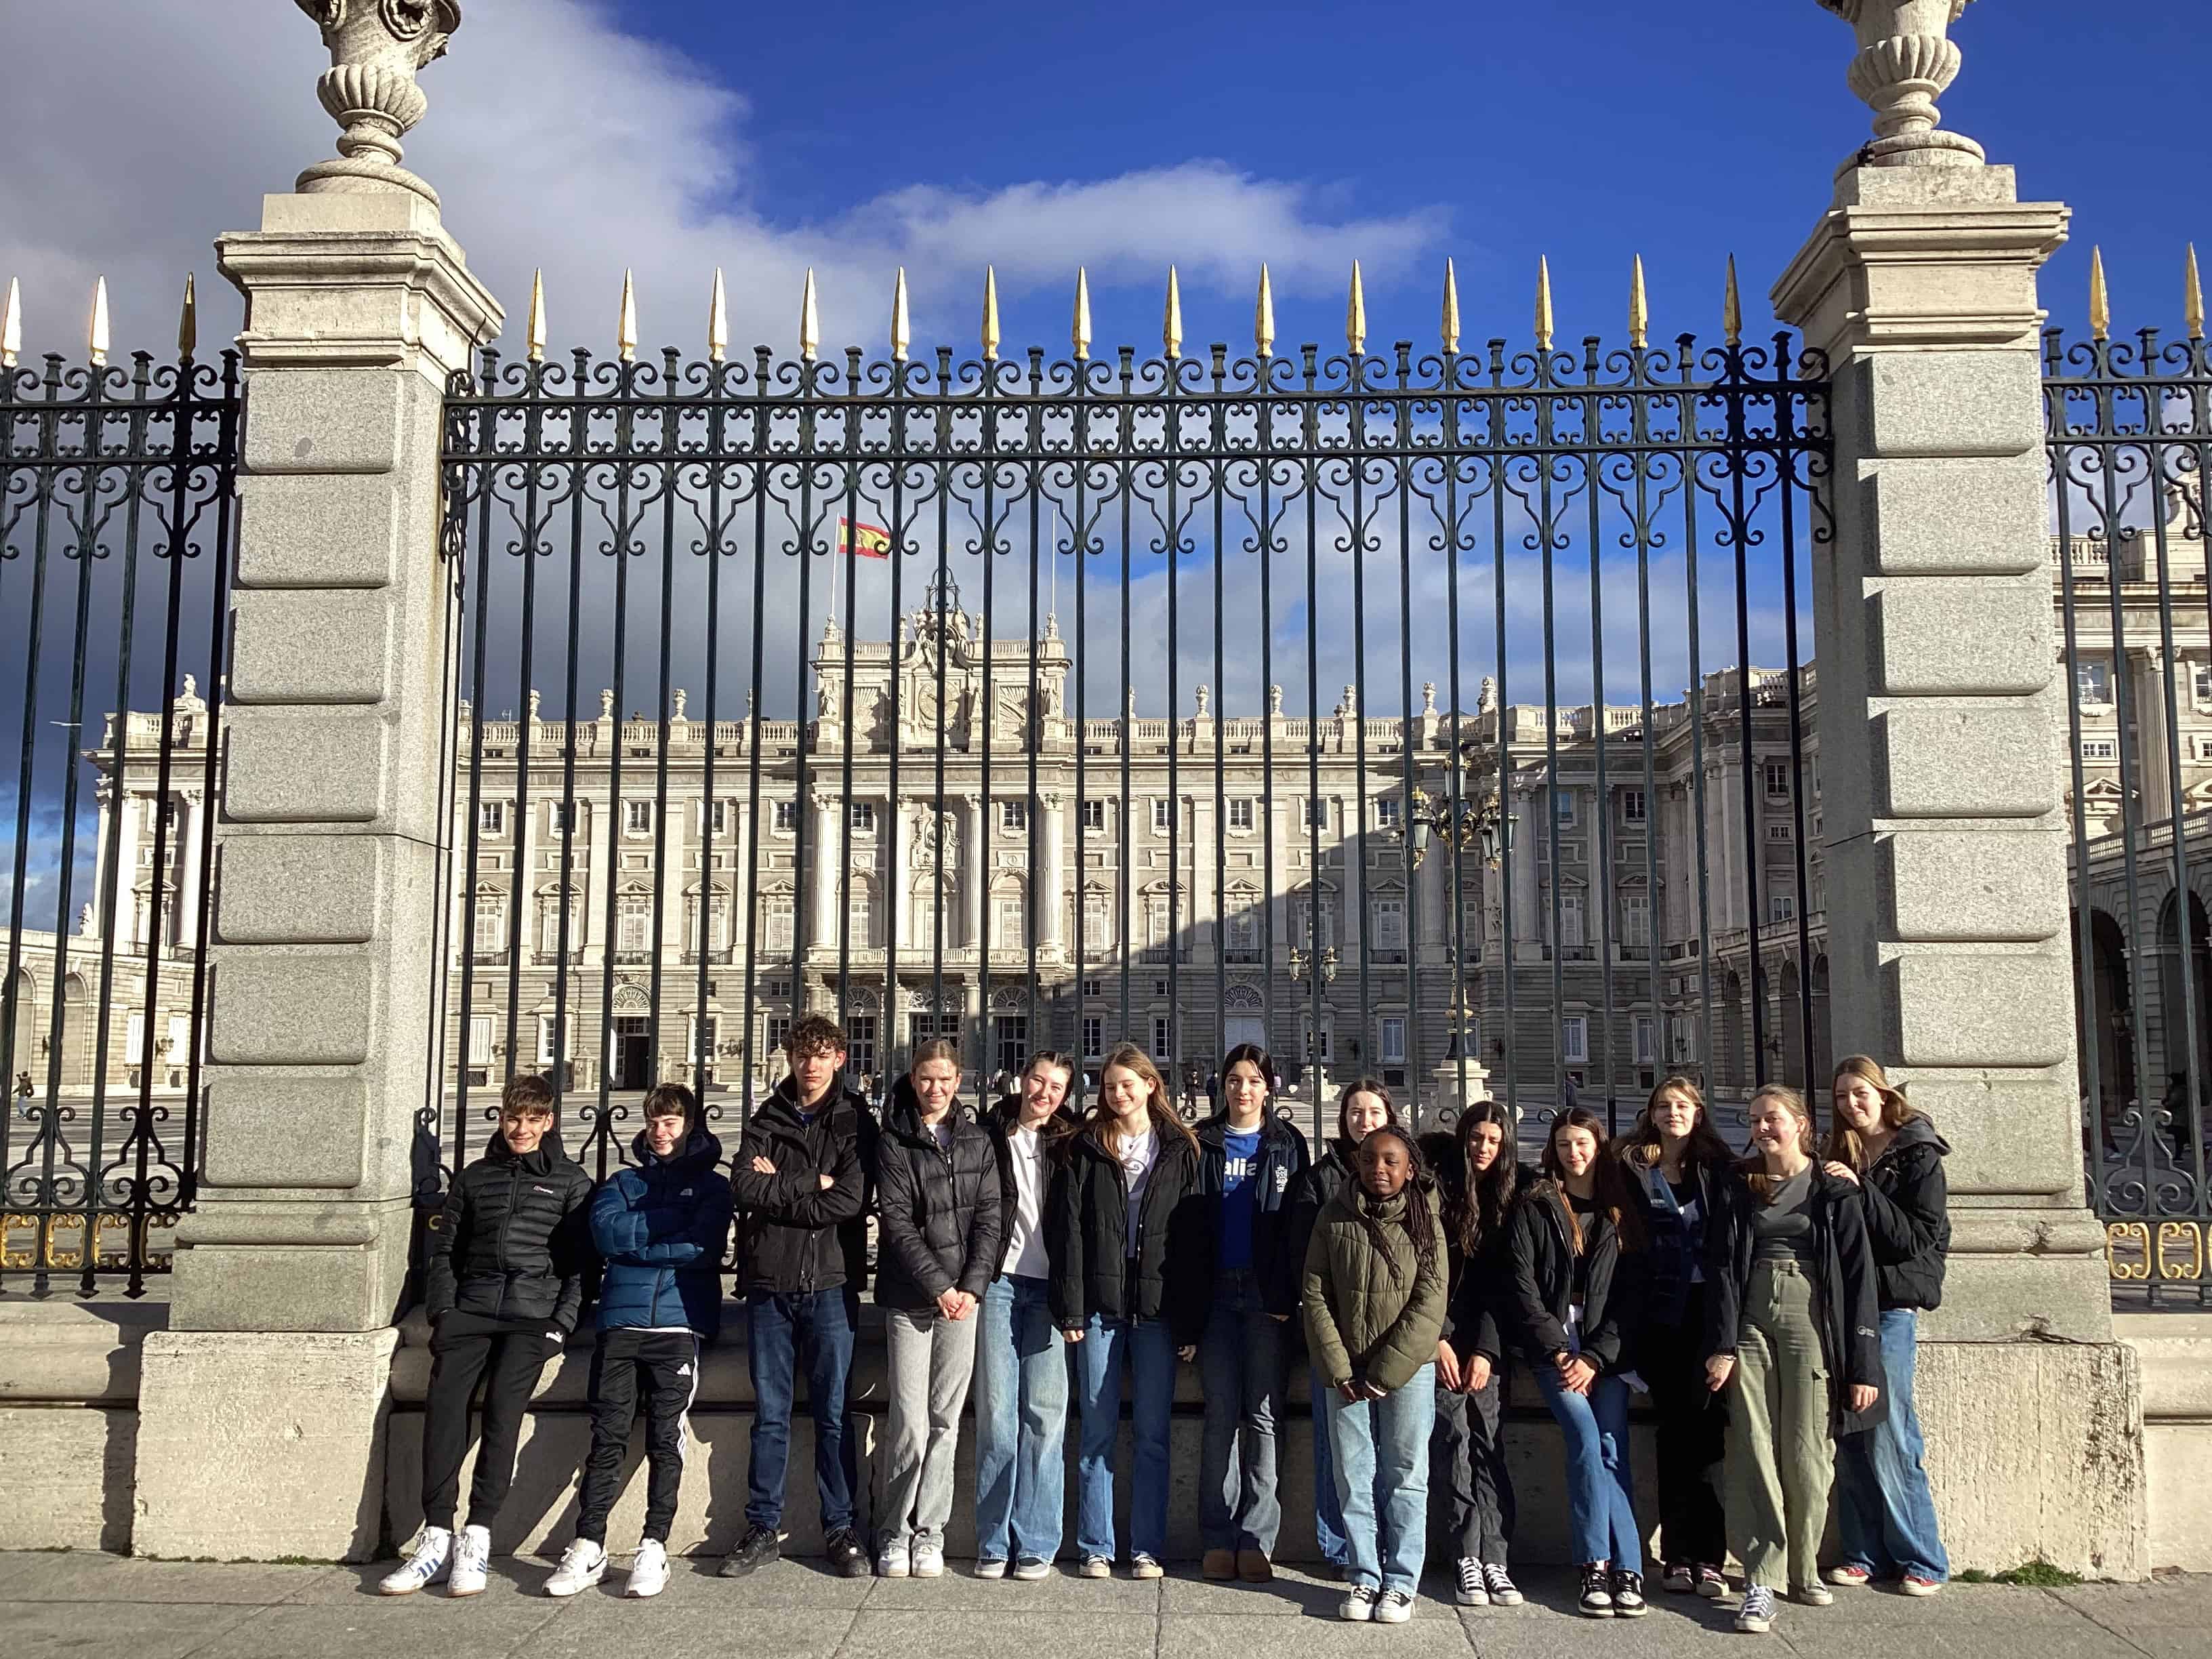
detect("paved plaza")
[0,1551,2202,1659]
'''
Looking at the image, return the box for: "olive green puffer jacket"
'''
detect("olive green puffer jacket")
[1300,1183,1448,1394]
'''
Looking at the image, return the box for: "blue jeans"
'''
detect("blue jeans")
[1308,1365,1350,1565]
[1073,1313,1178,1561]
[1835,1309,1950,1583]
[1198,1269,1285,1554]
[1534,1364,1643,1572]
[745,1288,857,1534]
[1324,1363,1437,1597]
[972,1273,1071,1565]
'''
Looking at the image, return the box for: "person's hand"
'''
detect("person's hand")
[1436,1340,1464,1394]
[817,1172,836,1190]
[1464,1353,1493,1395]
[937,1288,966,1321]
[1177,1344,1197,1362]
[1063,1327,1086,1344]
[1706,1354,1736,1393]
[1848,1383,1880,1415]
[751,1155,777,1175]
[1561,1356,1597,1395]
[1336,1379,1363,1404]
[1268,1312,1290,1324]
[1823,1160,1860,1187]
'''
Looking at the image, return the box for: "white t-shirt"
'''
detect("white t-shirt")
[1002,1122,1051,1279]
[1120,1128,1159,1257]
[931,1120,956,1155]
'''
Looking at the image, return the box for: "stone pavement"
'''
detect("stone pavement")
[0,1551,2203,1659]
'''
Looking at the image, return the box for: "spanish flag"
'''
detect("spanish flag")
[837,517,893,559]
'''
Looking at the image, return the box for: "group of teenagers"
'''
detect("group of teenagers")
[383,1012,1954,1635]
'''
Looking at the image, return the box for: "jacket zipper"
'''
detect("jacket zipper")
[492,1161,520,1321]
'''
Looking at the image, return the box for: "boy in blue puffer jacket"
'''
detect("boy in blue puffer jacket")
[545,1084,733,1600]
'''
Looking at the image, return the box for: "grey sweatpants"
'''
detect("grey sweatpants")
[878,1305,982,1546]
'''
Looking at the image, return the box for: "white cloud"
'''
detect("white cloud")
[0,2,1448,363]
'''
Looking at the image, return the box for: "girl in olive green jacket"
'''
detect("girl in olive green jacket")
[1302,1126,1448,1624]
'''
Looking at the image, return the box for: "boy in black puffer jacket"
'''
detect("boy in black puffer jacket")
[382,1073,592,1599]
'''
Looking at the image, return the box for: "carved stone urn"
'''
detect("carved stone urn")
[292,1,464,206]
[1818,0,1986,173]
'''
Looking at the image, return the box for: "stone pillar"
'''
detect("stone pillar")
[889,795,913,954]
[811,790,839,944]
[1509,788,1541,956]
[2132,647,2173,823]
[176,787,207,949]
[1773,0,2143,1576]
[963,792,986,953]
[1040,791,1065,949]
[135,0,495,1564]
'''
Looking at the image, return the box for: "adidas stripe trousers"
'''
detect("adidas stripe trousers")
[577,1328,701,1546]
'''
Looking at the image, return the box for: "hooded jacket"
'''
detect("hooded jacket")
[1505,1180,1645,1375]
[984,1089,1083,1280]
[873,1078,1006,1312]
[1286,1137,1359,1290]
[425,1131,595,1331]
[1854,1115,1952,1312]
[1185,1105,1313,1317]
[591,1122,735,1338]
[728,1076,879,1296]
[1443,1162,1538,1367]
[1301,1182,1449,1394]
[1703,1162,1885,1437]
[1044,1120,1204,1343]
[1623,1149,1731,1335]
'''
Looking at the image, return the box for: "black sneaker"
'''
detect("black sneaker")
[827,1528,870,1578]
[719,1523,780,1578]
[1579,1562,1616,1617]
[1611,1568,1648,1618]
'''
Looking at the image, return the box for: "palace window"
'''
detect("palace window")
[477,800,506,836]
[1000,800,1027,834]
[1227,798,1254,832]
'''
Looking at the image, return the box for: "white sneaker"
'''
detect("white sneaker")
[447,1525,489,1597]
[1079,1555,1113,1579]
[544,1538,607,1597]
[1375,1589,1416,1624]
[877,1538,912,1578]
[974,1557,1008,1579]
[624,1539,669,1599]
[911,1534,945,1578]
[378,1528,451,1596]
[1339,1584,1378,1622]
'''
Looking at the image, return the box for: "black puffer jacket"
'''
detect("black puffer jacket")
[1187,1106,1313,1317]
[985,1090,1082,1279]
[1704,1164,1885,1437]
[1445,1163,1538,1366]
[1856,1115,1952,1312]
[1286,1138,1357,1288]
[874,1079,1006,1311]
[426,1134,595,1330]
[1045,1122,1204,1343]
[729,1078,879,1296]
[1505,1181,1645,1374]
[1624,1151,1730,1334]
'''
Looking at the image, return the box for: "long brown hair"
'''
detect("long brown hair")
[1821,1054,1919,1171]
[1083,1043,1198,1155]
[1536,1106,1643,1254]
[1334,1076,1401,1153]
[1738,1082,1818,1201]
[1351,1124,1440,1282]
[1620,1075,1734,1172]
[1447,1100,1520,1258]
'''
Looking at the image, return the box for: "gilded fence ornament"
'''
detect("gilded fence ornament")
[178,272,197,359]
[1,276,19,369]
[800,267,820,362]
[527,269,546,363]
[89,276,110,368]
[617,269,638,364]
[890,267,910,363]
[1723,254,1743,348]
[2187,245,2205,342]
[1346,260,1366,356]
[2089,246,2109,342]
[291,1,464,207]
[1817,1,1985,173]
[709,268,729,364]
[1255,263,1275,359]
[1440,258,1460,354]
[1071,267,1092,361]
[1629,255,1649,351]
[981,266,1001,363]
[1163,265,1183,361]
[1533,256,1553,353]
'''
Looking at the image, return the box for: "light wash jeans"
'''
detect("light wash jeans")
[1197,1269,1286,1554]
[878,1304,981,1548]
[1835,1308,1950,1583]
[971,1273,1070,1565]
[1073,1313,1179,1561]
[1324,1362,1437,1597]
[1534,1362,1643,1572]
[1308,1365,1350,1565]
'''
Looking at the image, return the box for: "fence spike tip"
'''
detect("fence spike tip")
[1,275,18,369]
[708,267,729,363]
[527,268,546,363]
[1255,262,1275,358]
[1629,255,1649,351]
[1347,259,1367,356]
[890,266,910,363]
[2188,245,2205,342]
[1723,254,1742,348]
[617,268,638,363]
[1441,257,1460,354]
[1164,264,1183,360]
[1073,266,1092,361]
[981,264,1000,362]
[89,274,110,367]
[1534,256,1553,352]
[800,266,820,361]
[2089,246,2109,342]
[178,272,197,359]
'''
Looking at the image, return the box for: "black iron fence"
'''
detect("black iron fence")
[2049,250,2212,1303]
[0,299,237,1295]
[432,266,1831,1188]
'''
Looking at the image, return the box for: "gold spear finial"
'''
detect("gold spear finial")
[527,269,546,363]
[1164,264,1183,360]
[800,266,820,361]
[178,272,197,358]
[1073,266,1092,361]
[1441,257,1461,354]
[1347,260,1367,355]
[89,275,110,367]
[890,266,910,363]
[2188,245,2205,342]
[2,276,20,369]
[1629,255,1649,351]
[1255,262,1275,358]
[1534,256,1553,352]
[1723,254,1742,348]
[617,268,638,363]
[708,268,729,364]
[982,264,1000,362]
[2089,246,2110,341]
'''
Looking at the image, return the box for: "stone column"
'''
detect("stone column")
[964,792,986,953]
[175,788,207,949]
[889,795,913,955]
[1509,788,1541,958]
[811,790,839,945]
[1774,0,2142,1576]
[134,1,494,1564]
[1040,791,1065,949]
[2132,647,2173,824]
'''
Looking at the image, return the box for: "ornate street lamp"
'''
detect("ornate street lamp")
[1397,743,1505,872]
